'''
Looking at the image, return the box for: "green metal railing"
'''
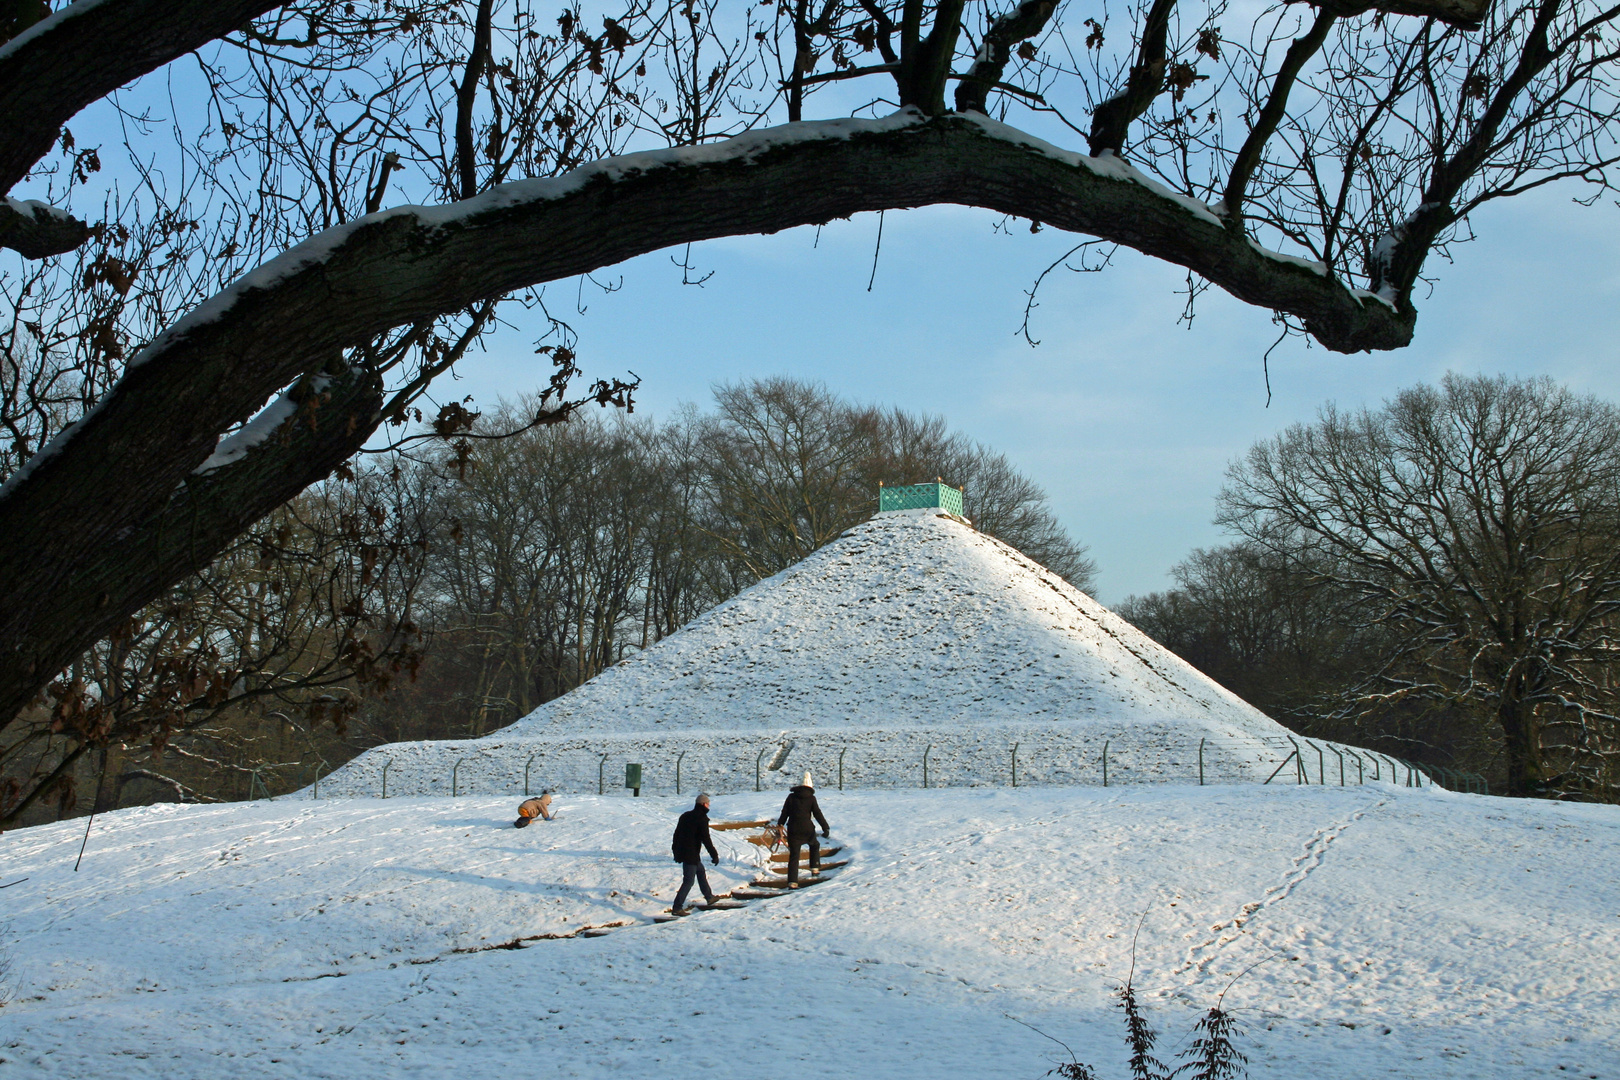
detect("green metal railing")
[879,481,965,516]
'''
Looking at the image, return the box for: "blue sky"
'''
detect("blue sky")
[449,186,1620,603]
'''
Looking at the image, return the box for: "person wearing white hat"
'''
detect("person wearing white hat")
[775,771,830,887]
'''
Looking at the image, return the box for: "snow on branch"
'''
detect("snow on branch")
[2,111,1412,508]
[0,195,89,258]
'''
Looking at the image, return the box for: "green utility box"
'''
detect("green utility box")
[879,481,965,516]
[625,763,642,796]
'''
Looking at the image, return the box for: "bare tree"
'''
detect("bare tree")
[425,402,661,729]
[1113,542,1495,772]
[3,0,1619,738]
[1217,373,1620,800]
[701,377,1095,587]
[0,466,434,826]
[865,407,1096,587]
[702,377,882,578]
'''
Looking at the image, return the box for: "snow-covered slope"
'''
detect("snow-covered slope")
[321,511,1354,798]
[1,784,1614,1078]
[504,509,1280,739]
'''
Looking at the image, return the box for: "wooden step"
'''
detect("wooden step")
[729,888,788,900]
[576,919,631,938]
[750,873,834,890]
[771,846,843,862]
[766,860,848,874]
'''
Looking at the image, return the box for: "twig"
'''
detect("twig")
[867,210,885,292]
[74,810,95,871]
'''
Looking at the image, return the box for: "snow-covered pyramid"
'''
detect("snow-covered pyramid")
[505,507,1279,741]
[323,501,1409,797]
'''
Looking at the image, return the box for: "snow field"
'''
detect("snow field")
[1,784,1615,1078]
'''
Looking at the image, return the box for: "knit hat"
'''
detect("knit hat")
[802,770,813,789]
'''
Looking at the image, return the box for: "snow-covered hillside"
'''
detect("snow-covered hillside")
[503,509,1279,738]
[1,783,1614,1078]
[321,510,1392,798]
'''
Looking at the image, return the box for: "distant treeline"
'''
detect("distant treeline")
[1121,374,1620,803]
[1,377,1091,825]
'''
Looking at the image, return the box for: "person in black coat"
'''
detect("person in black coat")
[776,771,830,886]
[670,793,720,912]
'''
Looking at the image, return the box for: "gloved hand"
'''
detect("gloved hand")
[710,855,719,866]
[821,830,830,839]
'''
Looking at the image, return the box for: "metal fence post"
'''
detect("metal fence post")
[599,753,608,795]
[452,757,466,797]
[1011,742,1020,787]
[1368,753,1381,781]
[1356,753,1364,785]
[381,759,392,799]
[1198,738,1205,786]
[1330,745,1345,786]
[1314,742,1326,785]
[676,750,686,796]
[524,753,540,796]
[1102,740,1109,788]
[1264,751,1298,784]
[756,747,767,792]
[313,759,327,799]
[1287,736,1306,784]
[922,744,933,789]
[838,747,847,791]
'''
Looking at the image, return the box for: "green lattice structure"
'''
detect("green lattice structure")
[879,481,965,516]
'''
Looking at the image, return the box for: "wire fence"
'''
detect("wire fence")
[301,726,1486,801]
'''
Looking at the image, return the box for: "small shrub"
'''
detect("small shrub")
[1022,971,1253,1080]
[1181,1004,1247,1080]
[0,924,15,1008]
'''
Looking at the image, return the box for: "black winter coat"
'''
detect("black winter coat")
[671,804,718,863]
[777,786,829,838]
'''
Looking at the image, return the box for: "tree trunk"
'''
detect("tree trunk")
[1498,693,1546,798]
[0,361,380,732]
[0,0,286,250]
[92,741,125,814]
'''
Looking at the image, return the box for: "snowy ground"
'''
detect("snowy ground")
[1,783,1615,1079]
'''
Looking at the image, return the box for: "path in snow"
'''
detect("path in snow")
[0,784,1614,1079]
